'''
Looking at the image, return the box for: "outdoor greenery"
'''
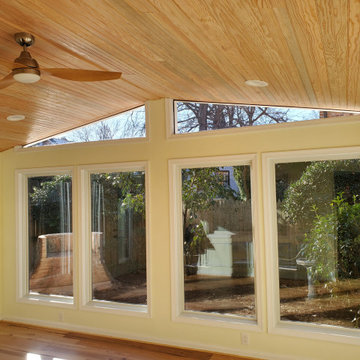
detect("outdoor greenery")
[279,160,360,328]
[181,166,250,274]
[282,159,360,226]
[90,171,146,278]
[335,196,360,279]
[29,173,145,231]
[281,160,360,280]
[29,172,146,278]
[91,172,145,217]
[301,194,360,283]
[182,167,235,271]
[29,175,72,234]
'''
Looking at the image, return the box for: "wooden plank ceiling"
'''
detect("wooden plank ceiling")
[0,0,359,151]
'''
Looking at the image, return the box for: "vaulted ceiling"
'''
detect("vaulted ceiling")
[0,0,359,151]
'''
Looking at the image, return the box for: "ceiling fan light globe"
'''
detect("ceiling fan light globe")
[13,68,40,84]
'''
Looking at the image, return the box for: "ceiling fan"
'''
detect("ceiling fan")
[0,32,122,89]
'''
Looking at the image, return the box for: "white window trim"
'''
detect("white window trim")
[169,155,263,331]
[262,146,360,345]
[79,162,150,317]
[165,98,177,138]
[16,167,75,307]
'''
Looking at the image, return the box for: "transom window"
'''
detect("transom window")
[174,101,359,134]
[26,106,146,147]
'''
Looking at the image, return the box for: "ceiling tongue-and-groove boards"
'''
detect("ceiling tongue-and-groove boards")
[0,0,359,151]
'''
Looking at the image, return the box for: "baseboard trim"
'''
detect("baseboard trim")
[1,316,311,360]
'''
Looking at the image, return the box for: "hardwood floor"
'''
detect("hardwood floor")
[0,321,256,360]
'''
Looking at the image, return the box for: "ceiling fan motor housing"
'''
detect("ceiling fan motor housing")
[14,32,35,47]
[12,33,41,83]
[14,50,39,69]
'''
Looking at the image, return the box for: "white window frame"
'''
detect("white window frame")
[79,162,150,317]
[263,146,360,344]
[169,155,263,331]
[16,167,75,307]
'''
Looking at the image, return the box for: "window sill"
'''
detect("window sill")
[81,300,149,317]
[174,310,261,331]
[18,293,74,308]
[270,320,360,345]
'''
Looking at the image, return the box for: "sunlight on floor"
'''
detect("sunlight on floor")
[27,354,41,360]
[27,354,66,360]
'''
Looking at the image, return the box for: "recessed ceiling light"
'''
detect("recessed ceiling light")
[7,114,25,121]
[245,79,269,87]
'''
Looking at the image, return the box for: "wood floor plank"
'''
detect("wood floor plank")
[0,321,258,360]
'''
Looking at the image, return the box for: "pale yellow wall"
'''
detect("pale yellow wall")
[1,99,360,359]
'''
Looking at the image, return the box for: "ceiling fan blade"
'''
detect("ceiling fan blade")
[42,68,122,82]
[0,72,15,89]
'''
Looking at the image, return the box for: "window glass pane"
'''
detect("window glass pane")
[90,171,146,305]
[176,101,359,134]
[181,166,255,318]
[276,159,360,329]
[27,106,146,147]
[28,175,73,297]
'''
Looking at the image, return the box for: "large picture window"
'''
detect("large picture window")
[264,149,360,339]
[276,159,360,329]
[18,170,73,301]
[80,163,148,312]
[170,156,260,327]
